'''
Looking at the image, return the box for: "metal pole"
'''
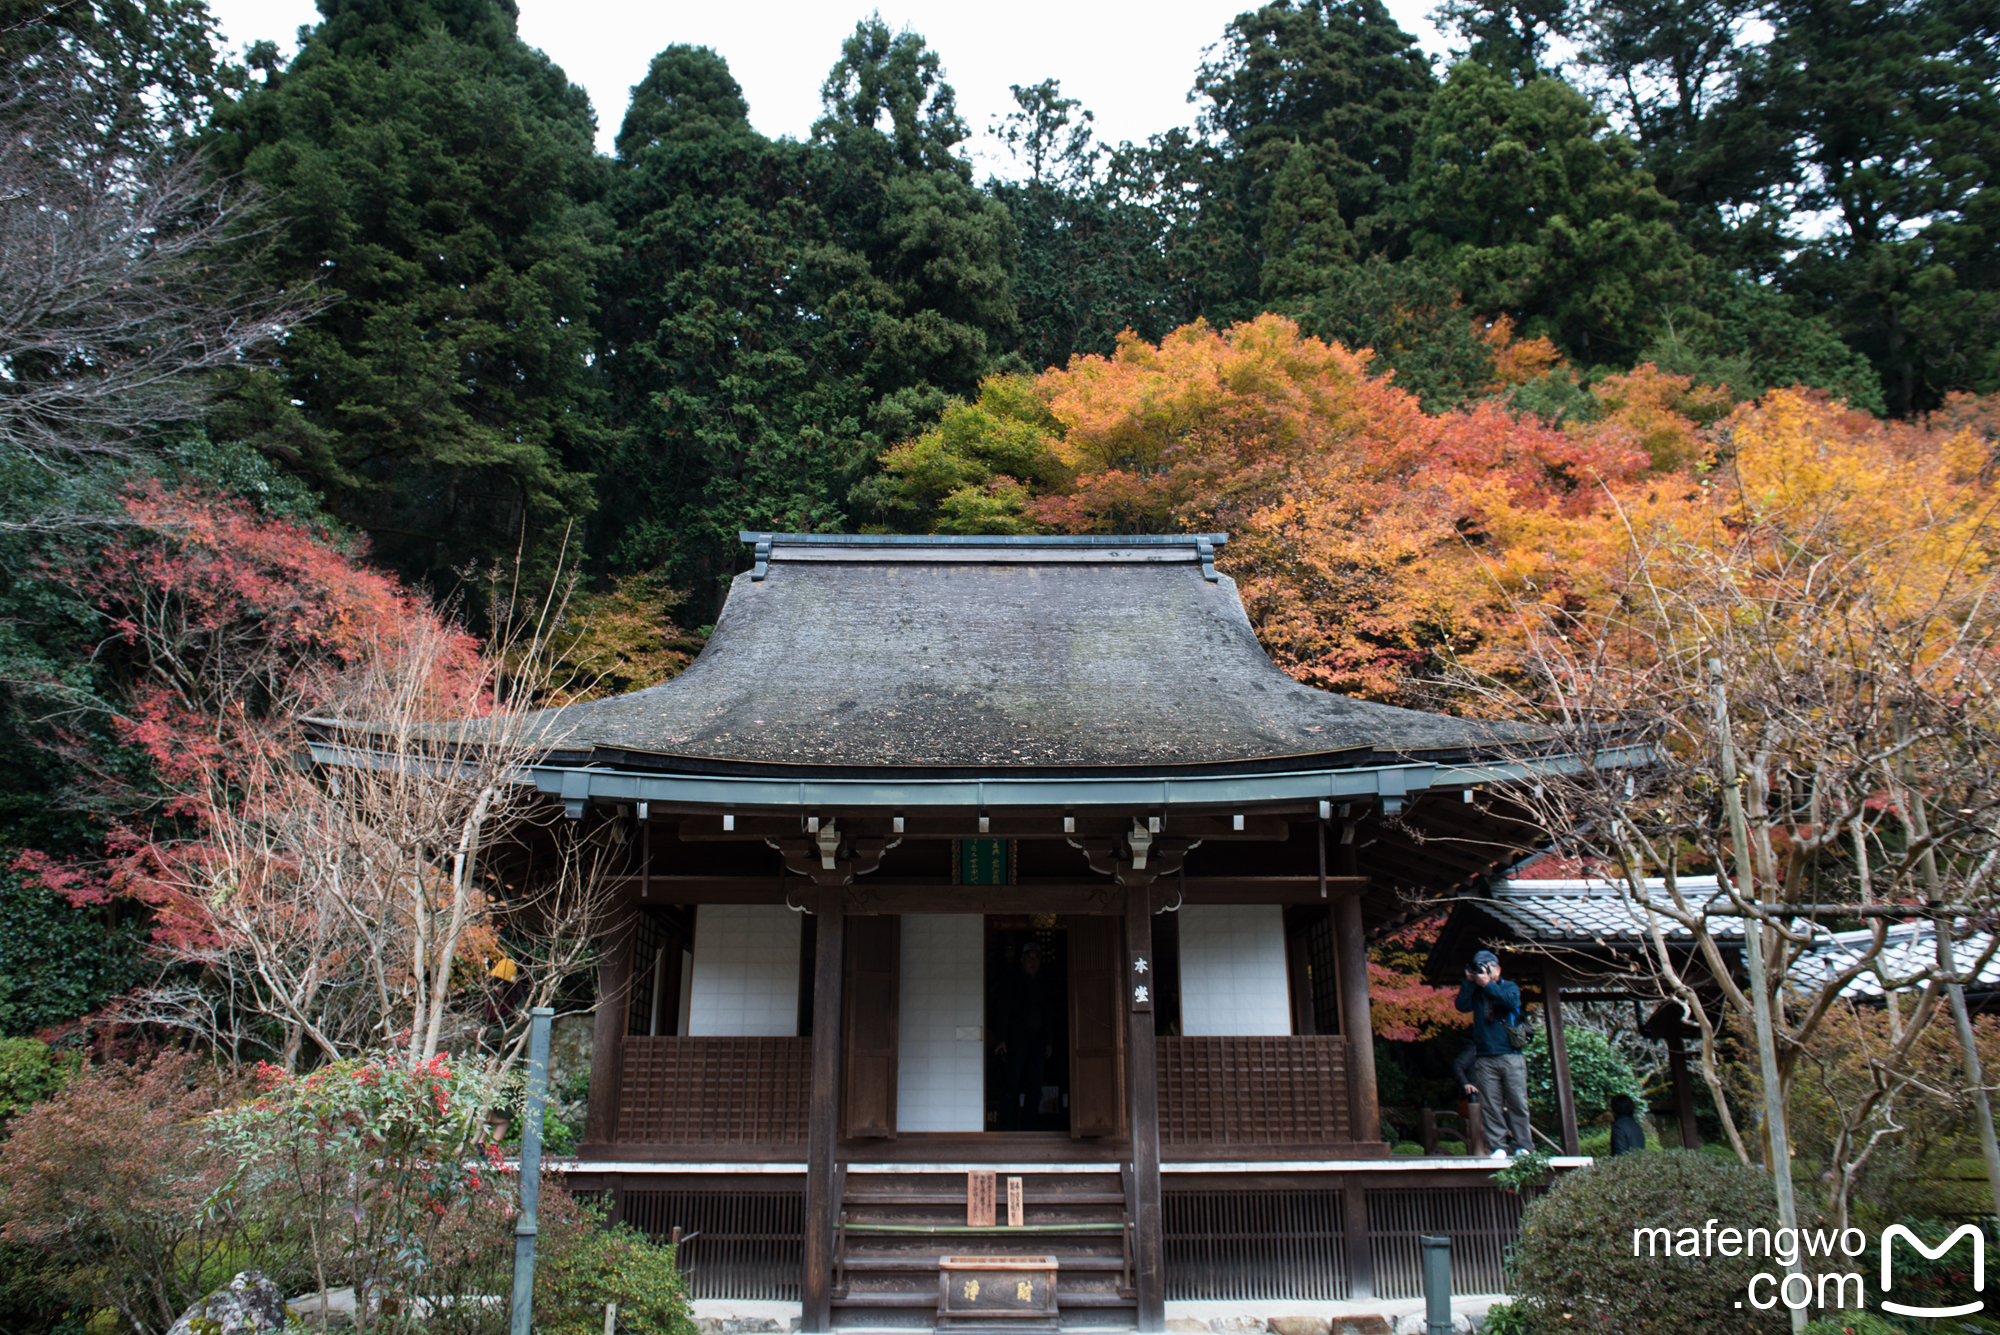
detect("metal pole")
[510,1006,555,1335]
[1419,1234,1452,1335]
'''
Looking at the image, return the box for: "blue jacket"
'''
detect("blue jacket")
[1455,977,1523,1056]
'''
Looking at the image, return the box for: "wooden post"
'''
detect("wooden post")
[1463,1097,1490,1157]
[803,890,846,1334]
[1332,890,1380,1147]
[1542,963,1580,1156]
[1341,1172,1375,1300]
[1666,1033,1701,1149]
[1124,883,1166,1333]
[583,905,633,1147]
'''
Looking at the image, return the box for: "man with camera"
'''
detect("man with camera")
[1456,949,1532,1158]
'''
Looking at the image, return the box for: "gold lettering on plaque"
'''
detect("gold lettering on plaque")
[1017,1281,1033,1302]
[963,1280,980,1302]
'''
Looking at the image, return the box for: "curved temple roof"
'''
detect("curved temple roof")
[485,533,1544,776]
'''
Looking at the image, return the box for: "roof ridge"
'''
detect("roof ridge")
[739,531,1228,547]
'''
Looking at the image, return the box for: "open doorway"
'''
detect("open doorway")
[984,917,1069,1132]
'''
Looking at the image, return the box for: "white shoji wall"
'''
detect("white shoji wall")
[895,914,986,1132]
[1176,903,1293,1036]
[684,904,801,1037]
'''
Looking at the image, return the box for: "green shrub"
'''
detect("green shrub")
[1524,1026,1643,1125]
[0,1052,243,1335]
[1510,1150,1784,1333]
[536,1201,695,1335]
[0,866,146,1038]
[204,1053,510,1329]
[1392,1141,1425,1155]
[1800,1316,1904,1335]
[1481,1301,1533,1335]
[0,1037,70,1129]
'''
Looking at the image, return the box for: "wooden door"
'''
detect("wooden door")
[840,914,900,1138]
[1067,914,1126,1137]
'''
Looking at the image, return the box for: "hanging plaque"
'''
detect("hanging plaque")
[1006,1176,1024,1228]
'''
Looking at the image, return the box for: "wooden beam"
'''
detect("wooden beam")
[1332,831,1382,1153]
[1334,893,1381,1150]
[1666,1033,1701,1150]
[1341,1171,1375,1300]
[601,875,1370,909]
[583,906,633,1146]
[1542,963,1580,1156]
[802,890,845,1334]
[673,813,1296,842]
[1124,883,1166,1333]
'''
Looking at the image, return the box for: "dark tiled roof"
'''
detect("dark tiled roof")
[1478,877,1743,944]
[453,535,1548,773]
[1795,924,2000,996]
[1455,880,1997,1001]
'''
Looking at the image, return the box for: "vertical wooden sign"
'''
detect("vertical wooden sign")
[1129,951,1154,1012]
[1006,1176,1024,1228]
[968,1170,996,1227]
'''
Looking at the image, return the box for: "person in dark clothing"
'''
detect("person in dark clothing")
[1455,949,1532,1157]
[1453,1038,1479,1099]
[1609,1093,1646,1155]
[995,943,1052,1131]
[1452,1038,1487,1155]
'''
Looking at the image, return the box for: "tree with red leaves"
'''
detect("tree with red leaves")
[28,485,615,1071]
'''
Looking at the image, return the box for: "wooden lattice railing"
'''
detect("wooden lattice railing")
[616,1036,811,1144]
[1156,1035,1352,1145]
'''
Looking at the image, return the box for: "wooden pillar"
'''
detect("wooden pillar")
[1463,1097,1490,1157]
[1329,823,1380,1303]
[605,1172,626,1228]
[1332,891,1381,1147]
[1542,963,1580,1156]
[1666,1033,1702,1149]
[1341,1172,1375,1300]
[583,904,633,1147]
[1124,882,1166,1333]
[803,890,846,1334]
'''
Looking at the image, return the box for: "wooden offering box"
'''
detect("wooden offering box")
[937,1255,1060,1331]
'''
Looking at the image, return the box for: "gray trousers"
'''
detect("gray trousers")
[1473,1052,1532,1153]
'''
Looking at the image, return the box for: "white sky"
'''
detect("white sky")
[205,0,1456,178]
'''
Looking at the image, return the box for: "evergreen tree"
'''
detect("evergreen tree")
[1192,0,1437,299]
[596,46,868,607]
[1408,59,1694,363]
[1432,0,1574,81]
[1258,141,1358,303]
[1278,256,1498,410]
[210,0,613,585]
[811,17,1018,447]
[1636,280,1887,414]
[1753,0,2000,413]
[1103,127,1256,333]
[988,80,1172,371]
[1570,0,1788,278]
